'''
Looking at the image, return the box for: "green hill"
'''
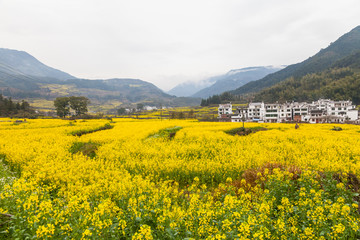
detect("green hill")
[253,51,360,104]
[0,48,200,110]
[252,68,360,104]
[230,25,360,96]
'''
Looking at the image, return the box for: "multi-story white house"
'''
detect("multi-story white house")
[279,103,293,122]
[231,107,247,123]
[249,102,265,122]
[264,103,280,123]
[232,102,266,123]
[219,99,359,123]
[326,100,358,123]
[307,99,358,123]
[218,103,233,117]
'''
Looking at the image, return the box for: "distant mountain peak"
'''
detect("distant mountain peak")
[230,25,360,96]
[189,66,283,98]
[227,66,285,75]
[168,66,283,98]
[0,48,201,109]
[0,48,76,80]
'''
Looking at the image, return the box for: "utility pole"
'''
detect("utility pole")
[160,103,163,121]
[241,107,246,128]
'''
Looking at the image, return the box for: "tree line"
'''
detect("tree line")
[0,94,33,117]
[200,92,246,106]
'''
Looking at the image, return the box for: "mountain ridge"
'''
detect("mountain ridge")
[168,66,283,98]
[230,25,360,96]
[192,66,283,98]
[0,48,76,80]
[0,48,200,109]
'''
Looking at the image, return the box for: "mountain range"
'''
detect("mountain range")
[2,25,360,111]
[252,51,360,104]
[167,66,283,98]
[192,66,284,98]
[0,48,280,111]
[0,48,199,111]
[230,25,360,97]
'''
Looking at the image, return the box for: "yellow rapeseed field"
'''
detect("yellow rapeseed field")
[0,119,359,239]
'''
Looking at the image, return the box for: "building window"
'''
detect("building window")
[265,114,278,117]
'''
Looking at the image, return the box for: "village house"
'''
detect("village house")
[218,103,233,116]
[218,103,233,122]
[218,99,359,123]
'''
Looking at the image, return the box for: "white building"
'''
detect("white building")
[307,99,358,123]
[221,99,359,123]
[264,103,280,123]
[218,103,233,117]
[248,102,265,122]
[279,103,293,122]
[326,100,358,123]
[144,106,158,111]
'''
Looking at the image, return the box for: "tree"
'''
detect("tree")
[20,100,30,111]
[178,111,184,119]
[170,112,176,119]
[54,97,70,118]
[0,94,33,117]
[7,97,14,112]
[220,92,233,101]
[200,99,208,106]
[69,96,90,116]
[117,107,126,115]
[188,109,195,118]
[136,103,144,111]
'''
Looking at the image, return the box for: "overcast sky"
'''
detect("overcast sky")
[1,0,360,90]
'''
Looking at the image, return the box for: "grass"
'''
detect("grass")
[147,126,183,140]
[69,123,114,136]
[69,142,101,158]
[332,126,343,131]
[224,126,268,136]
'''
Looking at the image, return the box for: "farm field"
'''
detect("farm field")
[0,119,360,239]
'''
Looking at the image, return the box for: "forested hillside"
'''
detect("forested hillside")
[230,25,360,95]
[253,68,360,104]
